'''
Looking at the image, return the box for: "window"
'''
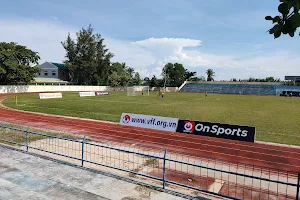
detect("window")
[52,71,56,76]
[38,73,41,76]
[44,71,48,76]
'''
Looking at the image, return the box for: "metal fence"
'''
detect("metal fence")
[0,124,299,200]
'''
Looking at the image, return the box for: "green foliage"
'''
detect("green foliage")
[143,77,150,86]
[107,62,141,87]
[266,0,300,38]
[133,72,141,86]
[266,76,275,82]
[61,25,114,85]
[126,67,135,78]
[0,42,41,85]
[107,62,131,87]
[248,77,280,82]
[206,69,215,81]
[163,63,198,87]
[144,63,199,87]
[188,76,205,82]
[189,77,201,81]
[149,75,159,87]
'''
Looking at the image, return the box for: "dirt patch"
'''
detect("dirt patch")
[148,168,215,190]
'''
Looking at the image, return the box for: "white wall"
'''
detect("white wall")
[165,87,179,92]
[0,85,108,94]
[0,85,179,94]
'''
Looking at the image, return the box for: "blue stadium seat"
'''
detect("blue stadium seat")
[180,83,279,95]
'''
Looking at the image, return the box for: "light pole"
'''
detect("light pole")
[163,65,167,92]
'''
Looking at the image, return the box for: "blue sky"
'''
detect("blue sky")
[1,0,300,80]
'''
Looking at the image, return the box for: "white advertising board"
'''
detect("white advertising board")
[120,113,179,132]
[39,93,62,99]
[95,91,109,96]
[79,92,96,97]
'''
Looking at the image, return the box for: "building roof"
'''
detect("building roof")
[50,62,67,69]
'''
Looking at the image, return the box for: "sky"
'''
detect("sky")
[1,0,300,80]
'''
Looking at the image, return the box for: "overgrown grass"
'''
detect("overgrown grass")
[3,92,300,146]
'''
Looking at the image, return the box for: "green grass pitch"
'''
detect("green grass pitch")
[3,92,300,146]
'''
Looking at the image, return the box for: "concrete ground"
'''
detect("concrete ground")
[0,145,213,200]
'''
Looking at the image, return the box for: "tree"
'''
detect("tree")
[107,71,121,87]
[188,76,205,81]
[157,78,165,87]
[266,76,275,82]
[133,72,141,86]
[149,75,159,87]
[62,25,113,85]
[206,69,215,81]
[185,71,197,81]
[199,76,206,81]
[266,0,300,38]
[0,42,41,85]
[143,77,150,86]
[189,77,201,81]
[108,62,131,87]
[126,66,135,78]
[163,63,197,87]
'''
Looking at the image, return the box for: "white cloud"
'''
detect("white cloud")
[0,18,74,64]
[1,17,299,80]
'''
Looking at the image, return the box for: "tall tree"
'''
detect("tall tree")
[164,63,197,87]
[185,70,197,81]
[149,75,159,87]
[125,66,135,78]
[266,0,300,38]
[266,76,275,82]
[143,77,150,86]
[133,72,141,86]
[108,62,131,86]
[206,69,215,81]
[61,25,113,85]
[0,42,40,85]
[188,76,205,81]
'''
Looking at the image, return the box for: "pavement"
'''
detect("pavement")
[0,145,213,200]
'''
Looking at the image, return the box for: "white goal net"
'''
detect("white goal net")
[127,86,149,96]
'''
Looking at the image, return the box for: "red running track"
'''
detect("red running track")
[0,106,300,174]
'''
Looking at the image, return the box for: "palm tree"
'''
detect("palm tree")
[206,69,215,81]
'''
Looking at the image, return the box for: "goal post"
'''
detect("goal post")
[127,86,149,96]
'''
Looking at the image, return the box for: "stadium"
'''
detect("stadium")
[0,78,300,200]
[1,1,300,197]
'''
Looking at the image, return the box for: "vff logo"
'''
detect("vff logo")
[122,115,131,124]
[183,121,195,133]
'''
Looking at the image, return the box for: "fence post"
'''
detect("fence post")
[25,127,30,152]
[81,135,86,167]
[296,172,300,200]
[162,149,167,189]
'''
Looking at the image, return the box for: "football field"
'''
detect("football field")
[3,92,300,146]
